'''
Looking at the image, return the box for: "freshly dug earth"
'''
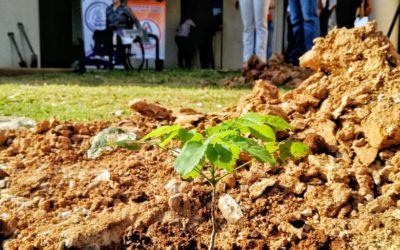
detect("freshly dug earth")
[222,53,313,88]
[1,22,400,249]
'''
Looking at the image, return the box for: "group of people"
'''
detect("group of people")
[103,0,372,70]
[240,0,372,66]
[176,0,372,70]
[175,0,223,69]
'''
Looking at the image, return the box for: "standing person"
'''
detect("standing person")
[192,0,215,69]
[106,0,142,69]
[267,0,275,60]
[335,0,361,28]
[236,0,270,66]
[319,0,330,36]
[175,19,196,69]
[287,0,320,65]
[336,0,371,28]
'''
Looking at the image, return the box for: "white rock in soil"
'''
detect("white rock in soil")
[93,170,110,183]
[164,179,181,195]
[58,211,72,219]
[392,209,400,219]
[249,178,276,199]
[218,194,243,224]
[0,179,7,189]
[301,208,313,217]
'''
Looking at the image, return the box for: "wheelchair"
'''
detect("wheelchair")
[84,28,145,71]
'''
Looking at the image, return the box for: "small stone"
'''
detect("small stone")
[33,209,47,219]
[39,199,52,212]
[218,194,243,223]
[178,181,192,193]
[392,209,400,219]
[294,182,307,195]
[0,169,9,179]
[58,211,71,219]
[366,195,396,213]
[356,220,371,234]
[0,219,12,238]
[290,226,304,239]
[168,193,190,214]
[339,230,349,239]
[0,180,8,189]
[301,208,313,217]
[216,182,226,194]
[223,174,236,189]
[164,179,181,195]
[0,131,6,146]
[249,178,276,199]
[35,120,50,133]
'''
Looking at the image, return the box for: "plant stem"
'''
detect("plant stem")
[194,166,212,183]
[215,160,252,183]
[209,181,217,250]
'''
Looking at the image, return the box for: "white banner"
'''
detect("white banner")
[81,0,111,57]
[127,1,166,60]
[81,0,165,61]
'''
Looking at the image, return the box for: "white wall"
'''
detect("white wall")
[0,0,40,68]
[222,0,243,70]
[163,0,179,68]
[371,0,399,50]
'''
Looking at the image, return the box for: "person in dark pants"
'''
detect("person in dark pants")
[319,0,331,36]
[175,19,196,68]
[336,0,372,29]
[106,0,141,69]
[192,0,215,69]
[287,0,320,65]
[336,0,361,28]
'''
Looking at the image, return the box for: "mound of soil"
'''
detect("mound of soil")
[222,53,313,88]
[1,22,400,249]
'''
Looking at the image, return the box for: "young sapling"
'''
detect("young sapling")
[88,112,309,250]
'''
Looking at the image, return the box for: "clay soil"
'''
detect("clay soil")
[1,22,400,249]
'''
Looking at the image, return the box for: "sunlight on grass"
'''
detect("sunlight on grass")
[0,70,293,122]
[0,70,255,122]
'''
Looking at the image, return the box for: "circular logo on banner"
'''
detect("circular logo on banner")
[85,2,108,32]
[140,19,161,49]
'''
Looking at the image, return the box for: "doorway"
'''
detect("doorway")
[39,0,82,67]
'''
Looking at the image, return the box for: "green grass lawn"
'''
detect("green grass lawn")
[0,69,256,122]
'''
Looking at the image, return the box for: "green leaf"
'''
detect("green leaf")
[206,143,239,172]
[206,144,219,163]
[205,125,219,136]
[289,141,310,159]
[205,121,233,135]
[141,125,181,141]
[248,124,276,142]
[265,142,278,154]
[173,136,212,177]
[182,165,202,179]
[114,140,141,150]
[240,112,266,123]
[262,115,291,131]
[224,135,276,165]
[232,117,260,129]
[278,141,292,161]
[279,141,309,161]
[240,112,290,131]
[178,129,203,143]
[159,129,180,148]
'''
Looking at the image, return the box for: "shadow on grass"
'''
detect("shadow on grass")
[0,69,249,90]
